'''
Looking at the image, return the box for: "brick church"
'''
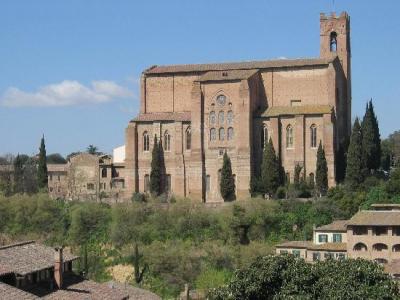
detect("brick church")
[124,12,352,202]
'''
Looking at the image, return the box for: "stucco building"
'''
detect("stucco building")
[124,12,352,202]
[275,204,400,279]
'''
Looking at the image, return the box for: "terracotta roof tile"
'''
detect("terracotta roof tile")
[0,282,39,299]
[348,210,400,226]
[308,242,347,251]
[0,241,78,276]
[144,57,336,75]
[315,220,348,232]
[262,105,333,117]
[132,111,191,122]
[275,241,313,249]
[196,69,258,82]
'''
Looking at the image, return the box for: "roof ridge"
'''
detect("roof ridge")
[0,240,35,250]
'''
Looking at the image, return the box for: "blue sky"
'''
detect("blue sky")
[0,0,399,156]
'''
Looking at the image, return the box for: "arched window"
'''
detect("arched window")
[144,174,150,192]
[227,127,234,140]
[218,111,224,124]
[310,125,317,148]
[101,168,107,178]
[210,128,216,141]
[286,125,293,148]
[392,244,400,252]
[209,111,216,125]
[185,127,191,150]
[227,111,233,125]
[330,32,337,52]
[353,243,368,252]
[219,128,225,141]
[206,175,210,192]
[143,131,150,152]
[372,243,388,252]
[261,125,268,148]
[164,131,171,151]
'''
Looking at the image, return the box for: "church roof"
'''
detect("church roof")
[262,105,333,117]
[196,69,258,82]
[131,111,191,122]
[144,57,336,75]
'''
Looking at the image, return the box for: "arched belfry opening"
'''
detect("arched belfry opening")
[330,31,337,52]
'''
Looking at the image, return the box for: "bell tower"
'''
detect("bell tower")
[320,11,351,137]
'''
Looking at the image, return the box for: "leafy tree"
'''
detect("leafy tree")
[37,136,48,189]
[47,153,67,164]
[386,167,400,196]
[335,140,348,183]
[229,205,251,245]
[316,142,328,196]
[23,157,38,194]
[361,100,381,172]
[150,137,162,196]
[294,164,303,186]
[220,152,235,201]
[210,255,399,299]
[261,139,281,195]
[86,145,100,155]
[345,118,365,189]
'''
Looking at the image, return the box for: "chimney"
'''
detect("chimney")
[54,247,64,289]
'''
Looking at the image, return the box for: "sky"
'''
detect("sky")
[0,0,399,156]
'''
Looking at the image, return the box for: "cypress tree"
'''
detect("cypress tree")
[261,139,281,195]
[316,141,328,196]
[150,137,162,196]
[37,135,48,189]
[361,100,381,172]
[220,152,235,201]
[13,154,24,194]
[345,118,365,188]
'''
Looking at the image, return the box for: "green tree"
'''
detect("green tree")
[229,205,251,245]
[316,142,328,196]
[220,152,235,201]
[47,153,67,164]
[293,164,303,187]
[37,136,48,189]
[261,139,281,195]
[381,139,392,171]
[345,118,365,189]
[131,243,148,284]
[361,100,381,172]
[13,154,27,194]
[150,137,162,196]
[86,145,99,155]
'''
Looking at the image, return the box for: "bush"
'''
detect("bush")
[275,186,286,199]
[131,192,146,203]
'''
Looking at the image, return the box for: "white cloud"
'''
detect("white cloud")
[0,80,134,107]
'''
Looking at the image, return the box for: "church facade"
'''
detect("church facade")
[124,12,352,202]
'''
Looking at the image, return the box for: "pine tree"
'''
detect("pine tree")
[150,137,162,196]
[13,154,25,194]
[37,136,48,189]
[361,100,381,172]
[220,152,235,201]
[261,139,281,195]
[345,118,365,188]
[316,141,328,196]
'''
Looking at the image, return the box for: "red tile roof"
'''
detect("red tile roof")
[0,282,39,299]
[315,220,348,232]
[131,111,191,122]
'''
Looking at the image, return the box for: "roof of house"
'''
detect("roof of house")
[347,210,400,226]
[131,111,191,122]
[0,241,78,276]
[262,105,333,118]
[308,243,347,252]
[42,275,129,300]
[196,69,258,82]
[105,281,161,300]
[315,220,348,232]
[275,241,313,249]
[144,56,336,75]
[0,282,38,300]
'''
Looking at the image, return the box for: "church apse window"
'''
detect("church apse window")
[209,111,216,125]
[185,127,191,150]
[310,125,317,148]
[261,125,268,148]
[216,94,226,106]
[218,111,224,124]
[143,131,150,152]
[227,127,234,140]
[210,128,216,141]
[330,31,337,52]
[286,125,293,148]
[227,110,233,125]
[164,130,171,152]
[219,128,225,141]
